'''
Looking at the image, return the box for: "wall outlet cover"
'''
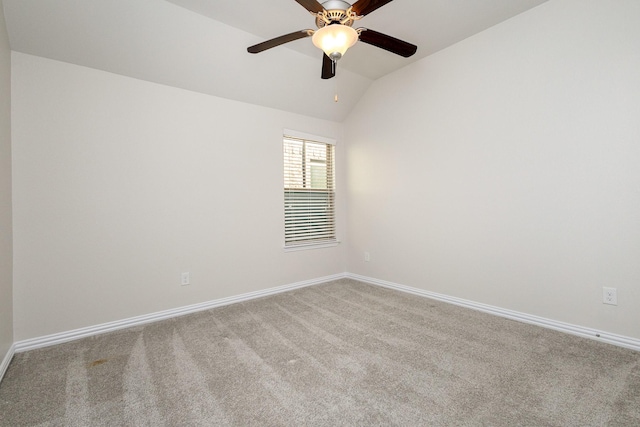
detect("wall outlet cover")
[181,272,190,286]
[603,287,617,305]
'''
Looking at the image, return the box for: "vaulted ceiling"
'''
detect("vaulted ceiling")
[2,0,547,121]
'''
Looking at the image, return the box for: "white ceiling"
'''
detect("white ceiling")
[2,0,547,121]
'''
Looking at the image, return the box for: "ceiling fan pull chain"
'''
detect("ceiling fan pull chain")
[334,60,339,102]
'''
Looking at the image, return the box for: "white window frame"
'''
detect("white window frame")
[283,129,337,251]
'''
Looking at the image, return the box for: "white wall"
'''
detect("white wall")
[345,0,640,339]
[11,52,346,341]
[0,2,14,359]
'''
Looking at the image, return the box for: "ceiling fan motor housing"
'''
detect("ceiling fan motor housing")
[316,0,355,28]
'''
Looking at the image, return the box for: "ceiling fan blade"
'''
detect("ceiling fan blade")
[358,28,417,57]
[294,0,325,14]
[321,54,335,79]
[351,0,393,16]
[247,30,312,54]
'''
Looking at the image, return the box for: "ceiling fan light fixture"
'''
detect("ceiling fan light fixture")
[312,24,358,61]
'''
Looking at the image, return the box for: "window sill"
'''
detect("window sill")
[284,241,340,252]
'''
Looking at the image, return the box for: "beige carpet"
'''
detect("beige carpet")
[1,279,639,426]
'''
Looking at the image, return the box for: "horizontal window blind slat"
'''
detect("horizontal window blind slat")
[285,233,335,239]
[285,209,334,213]
[284,216,336,220]
[285,233,336,238]
[285,223,334,228]
[285,239,336,247]
[285,211,334,215]
[284,192,334,195]
[285,224,336,230]
[285,213,335,218]
[285,234,336,240]
[285,226,336,232]
[285,205,334,209]
[285,216,335,220]
[285,229,336,234]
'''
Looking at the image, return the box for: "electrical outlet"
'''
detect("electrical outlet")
[364,252,370,262]
[181,272,190,286]
[603,287,617,305]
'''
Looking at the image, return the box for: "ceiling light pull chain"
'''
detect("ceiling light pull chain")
[334,60,339,102]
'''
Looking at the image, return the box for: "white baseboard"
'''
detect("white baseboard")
[14,273,348,353]
[11,271,640,356]
[0,343,16,383]
[347,273,640,352]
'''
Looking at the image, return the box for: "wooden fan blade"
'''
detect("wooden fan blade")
[294,0,325,14]
[321,54,335,79]
[358,28,417,57]
[351,0,393,16]
[247,30,312,54]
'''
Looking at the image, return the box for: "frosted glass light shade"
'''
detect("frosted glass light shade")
[312,25,358,61]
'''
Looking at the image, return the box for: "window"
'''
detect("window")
[283,133,335,248]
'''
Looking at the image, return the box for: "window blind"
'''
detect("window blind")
[284,136,335,247]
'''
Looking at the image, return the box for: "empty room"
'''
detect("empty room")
[0,0,639,425]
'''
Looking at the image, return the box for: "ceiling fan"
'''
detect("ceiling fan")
[247,0,417,79]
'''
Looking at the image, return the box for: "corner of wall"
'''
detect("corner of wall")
[0,0,15,382]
